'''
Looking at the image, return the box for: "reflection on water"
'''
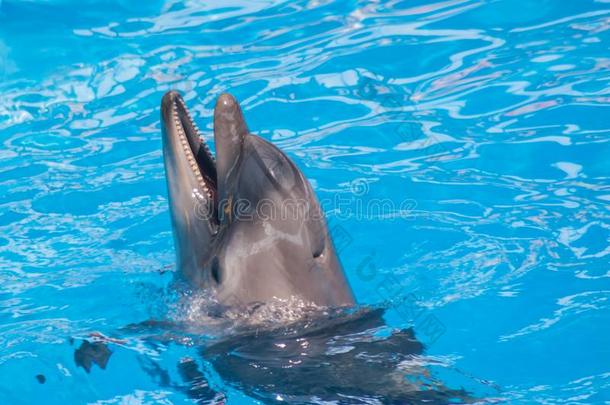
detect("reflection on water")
[0,0,609,403]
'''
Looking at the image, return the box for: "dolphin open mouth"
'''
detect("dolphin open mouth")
[162,91,219,221]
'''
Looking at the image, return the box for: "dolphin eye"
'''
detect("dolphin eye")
[312,238,325,259]
[210,257,221,284]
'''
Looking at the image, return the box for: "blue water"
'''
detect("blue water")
[1,0,609,403]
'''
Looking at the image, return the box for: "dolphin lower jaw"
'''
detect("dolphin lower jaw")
[161,92,223,285]
[162,91,220,228]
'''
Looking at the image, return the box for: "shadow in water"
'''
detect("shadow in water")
[199,308,472,404]
[91,307,481,404]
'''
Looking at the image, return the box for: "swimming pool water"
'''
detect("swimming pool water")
[1,0,609,403]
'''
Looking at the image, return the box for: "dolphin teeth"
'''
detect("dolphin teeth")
[174,96,216,165]
[171,97,212,196]
[168,93,217,207]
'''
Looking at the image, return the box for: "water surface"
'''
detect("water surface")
[1,0,609,403]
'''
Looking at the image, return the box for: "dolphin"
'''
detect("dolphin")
[160,91,354,308]
[68,91,481,404]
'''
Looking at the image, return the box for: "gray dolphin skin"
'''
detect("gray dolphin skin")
[160,91,355,308]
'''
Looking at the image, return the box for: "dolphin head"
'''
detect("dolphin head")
[161,91,354,308]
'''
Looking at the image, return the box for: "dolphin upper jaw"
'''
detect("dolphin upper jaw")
[212,93,249,209]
